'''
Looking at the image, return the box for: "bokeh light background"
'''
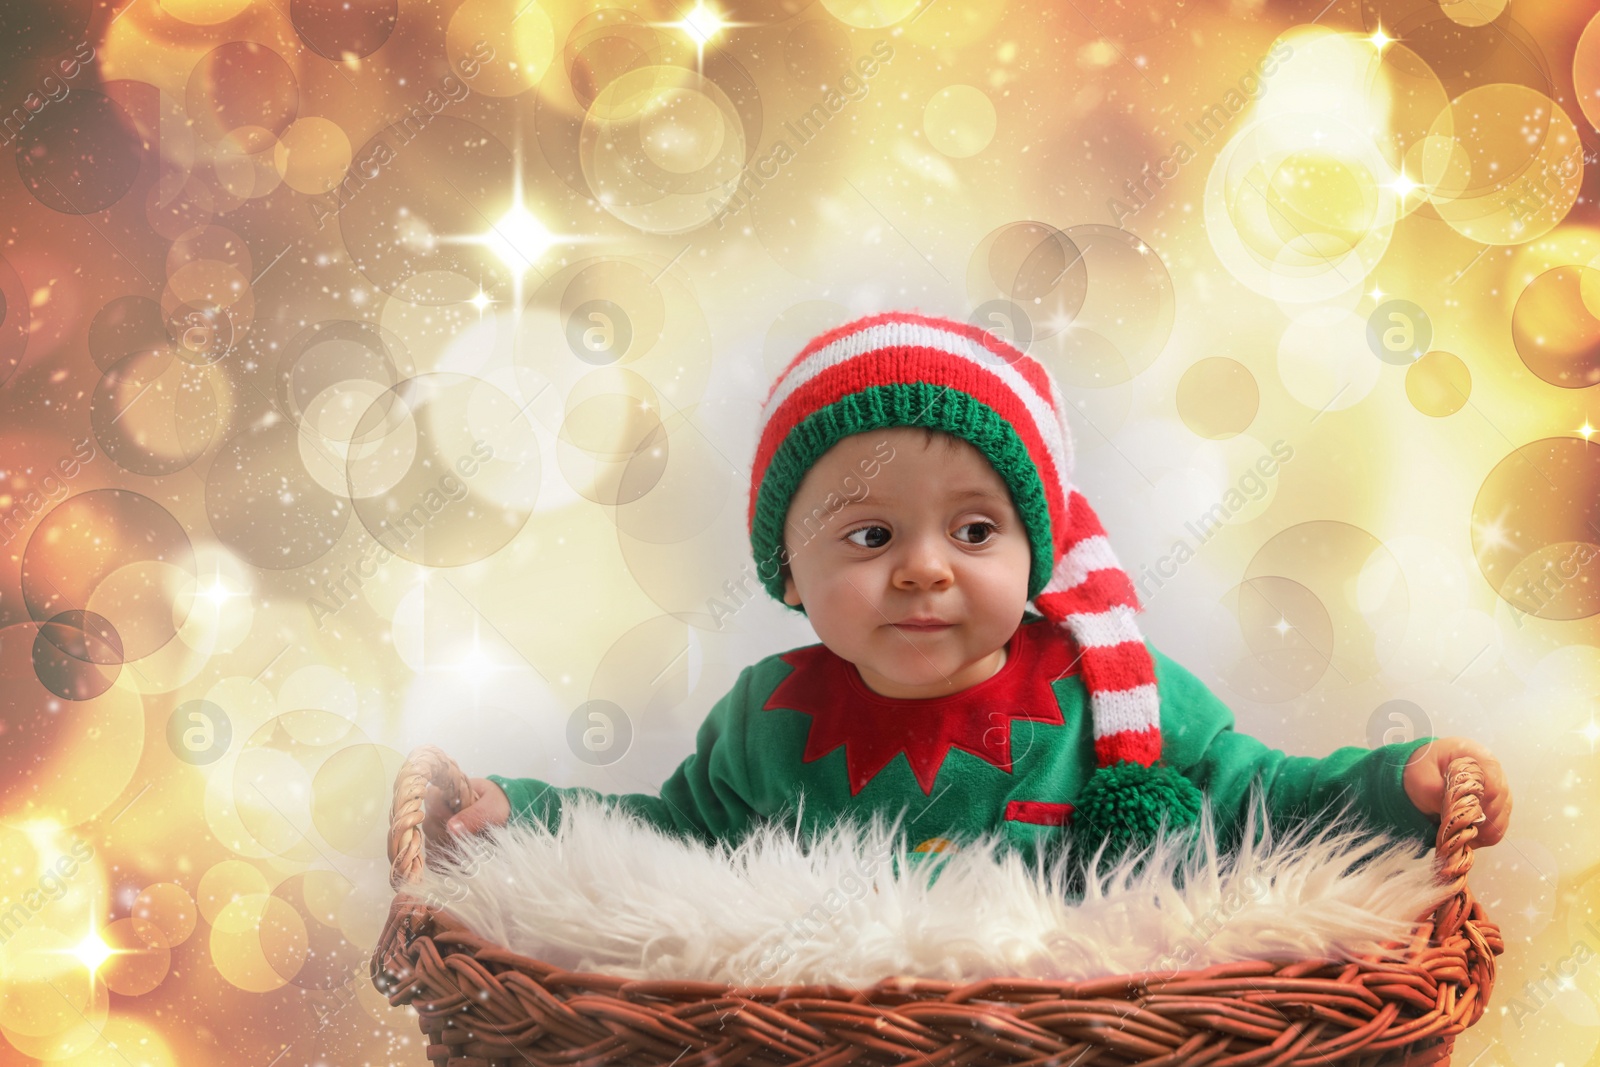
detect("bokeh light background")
[0,0,1598,1062]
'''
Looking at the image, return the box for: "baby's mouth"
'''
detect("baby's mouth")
[890,617,955,632]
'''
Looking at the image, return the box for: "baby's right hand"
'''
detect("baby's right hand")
[423,777,510,841]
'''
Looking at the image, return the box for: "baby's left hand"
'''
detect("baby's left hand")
[1402,736,1511,845]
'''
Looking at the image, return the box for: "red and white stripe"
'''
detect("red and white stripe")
[1033,485,1160,766]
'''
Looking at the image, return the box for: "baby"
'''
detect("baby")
[434,310,1511,868]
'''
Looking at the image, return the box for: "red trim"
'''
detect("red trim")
[764,617,1079,795]
[1005,800,1075,825]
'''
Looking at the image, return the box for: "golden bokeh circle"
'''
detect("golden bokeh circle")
[1511,266,1600,389]
[1422,82,1582,245]
[21,488,195,661]
[346,373,541,566]
[1577,11,1600,131]
[187,43,299,150]
[167,222,254,280]
[162,0,253,24]
[1219,575,1336,702]
[924,85,997,158]
[1288,151,1378,254]
[162,257,255,337]
[90,346,220,476]
[965,221,1088,342]
[271,870,369,990]
[209,892,307,992]
[197,859,272,925]
[233,709,374,861]
[212,127,287,199]
[312,743,403,858]
[556,367,669,506]
[562,10,666,112]
[1439,0,1507,26]
[819,0,923,29]
[581,65,747,233]
[1207,112,1396,301]
[1471,437,1600,621]
[447,0,556,98]
[0,637,143,828]
[637,87,728,174]
[557,259,667,365]
[131,881,199,947]
[1036,224,1175,387]
[274,117,353,195]
[1404,350,1471,416]
[1176,357,1260,439]
[1242,520,1408,690]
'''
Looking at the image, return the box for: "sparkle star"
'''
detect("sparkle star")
[1388,167,1421,204]
[74,932,115,973]
[650,2,753,75]
[1272,617,1294,636]
[200,572,237,609]
[484,204,554,274]
[1578,713,1600,753]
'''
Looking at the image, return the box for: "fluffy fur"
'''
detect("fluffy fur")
[399,788,1452,988]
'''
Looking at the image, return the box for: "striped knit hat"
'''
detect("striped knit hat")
[747,309,1203,856]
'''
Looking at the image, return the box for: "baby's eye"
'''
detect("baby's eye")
[844,525,891,549]
[955,521,997,545]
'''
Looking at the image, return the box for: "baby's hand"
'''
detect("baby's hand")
[421,777,511,843]
[1402,737,1511,845]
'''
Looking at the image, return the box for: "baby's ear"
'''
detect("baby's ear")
[782,570,801,607]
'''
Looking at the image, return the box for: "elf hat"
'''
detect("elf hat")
[746,309,1202,855]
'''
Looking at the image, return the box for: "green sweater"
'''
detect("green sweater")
[488,613,1439,866]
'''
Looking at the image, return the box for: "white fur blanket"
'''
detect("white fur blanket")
[398,789,1451,988]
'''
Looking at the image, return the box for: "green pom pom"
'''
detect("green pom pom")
[1071,761,1204,862]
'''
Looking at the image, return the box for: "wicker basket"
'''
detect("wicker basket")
[371,746,1501,1067]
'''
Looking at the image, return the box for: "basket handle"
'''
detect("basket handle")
[1427,754,1486,944]
[386,744,481,889]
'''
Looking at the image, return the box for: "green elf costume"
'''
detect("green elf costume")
[487,310,1441,869]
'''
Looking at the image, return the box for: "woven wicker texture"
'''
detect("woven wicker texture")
[372,745,1501,1066]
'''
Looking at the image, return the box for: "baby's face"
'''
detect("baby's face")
[780,427,1032,699]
